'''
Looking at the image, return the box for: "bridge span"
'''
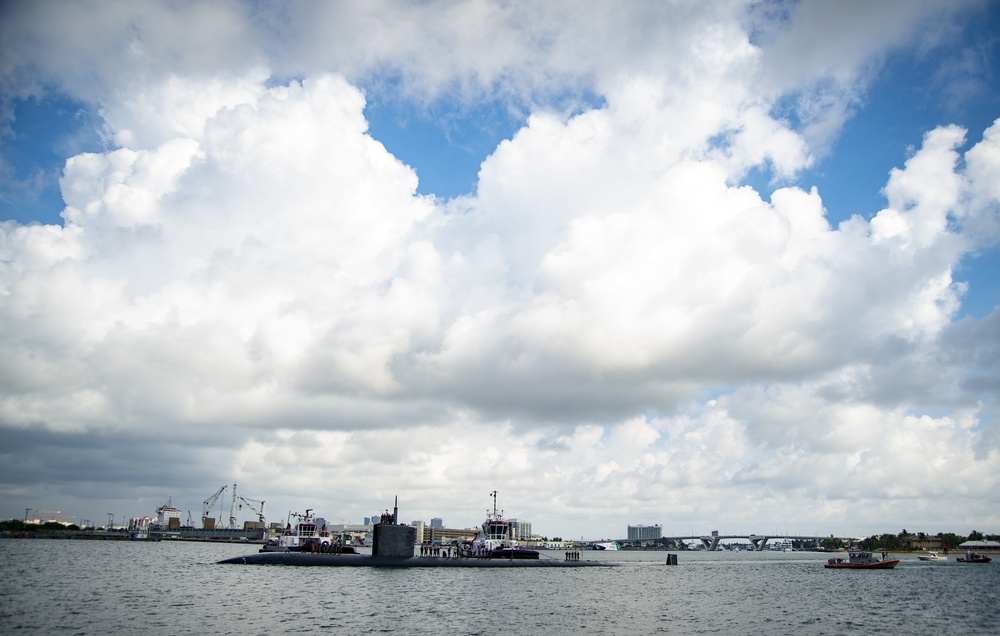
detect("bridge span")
[610,531,849,551]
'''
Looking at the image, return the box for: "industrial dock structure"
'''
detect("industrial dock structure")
[120,483,271,542]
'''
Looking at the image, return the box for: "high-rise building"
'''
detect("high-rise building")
[508,518,532,540]
[628,524,662,540]
[430,517,444,529]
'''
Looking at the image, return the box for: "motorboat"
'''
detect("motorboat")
[593,542,620,551]
[956,552,992,563]
[917,552,947,561]
[824,547,899,569]
[457,491,539,559]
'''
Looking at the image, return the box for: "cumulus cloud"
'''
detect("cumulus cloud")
[0,0,998,537]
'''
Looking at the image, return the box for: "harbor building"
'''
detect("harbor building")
[430,518,444,529]
[958,539,1000,552]
[128,516,153,533]
[422,525,479,544]
[628,524,662,540]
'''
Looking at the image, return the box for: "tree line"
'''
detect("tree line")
[1,519,85,532]
[856,529,997,551]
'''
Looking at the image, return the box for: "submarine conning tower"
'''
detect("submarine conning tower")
[372,495,417,558]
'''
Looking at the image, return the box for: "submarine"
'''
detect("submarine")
[217,498,615,568]
[217,552,613,567]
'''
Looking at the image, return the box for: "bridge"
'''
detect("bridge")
[606,531,850,551]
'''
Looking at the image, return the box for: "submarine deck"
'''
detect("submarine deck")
[218,553,616,567]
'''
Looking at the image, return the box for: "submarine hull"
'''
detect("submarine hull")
[217,553,614,567]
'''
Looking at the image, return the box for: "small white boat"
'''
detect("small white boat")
[593,542,620,551]
[917,552,947,561]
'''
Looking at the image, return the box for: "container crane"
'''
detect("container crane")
[202,485,227,529]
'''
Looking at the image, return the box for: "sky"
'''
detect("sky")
[1,0,999,541]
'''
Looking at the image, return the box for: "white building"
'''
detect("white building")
[508,518,532,540]
[958,540,1000,551]
[128,516,153,532]
[628,524,662,540]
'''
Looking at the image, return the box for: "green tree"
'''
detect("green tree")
[820,535,843,550]
[0,519,28,531]
[862,533,902,551]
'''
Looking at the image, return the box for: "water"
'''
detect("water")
[1,540,997,635]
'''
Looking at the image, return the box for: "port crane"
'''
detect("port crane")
[202,485,227,529]
[229,482,238,529]
[227,483,266,531]
[36,510,76,524]
[237,496,266,538]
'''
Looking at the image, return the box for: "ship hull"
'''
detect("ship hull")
[824,560,899,569]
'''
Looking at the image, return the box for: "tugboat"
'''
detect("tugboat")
[824,547,899,569]
[957,552,992,563]
[458,491,539,559]
[261,509,356,553]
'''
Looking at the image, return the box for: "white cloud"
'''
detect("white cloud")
[962,117,1000,244]
[0,0,997,537]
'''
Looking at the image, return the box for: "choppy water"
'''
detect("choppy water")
[1,540,997,634]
